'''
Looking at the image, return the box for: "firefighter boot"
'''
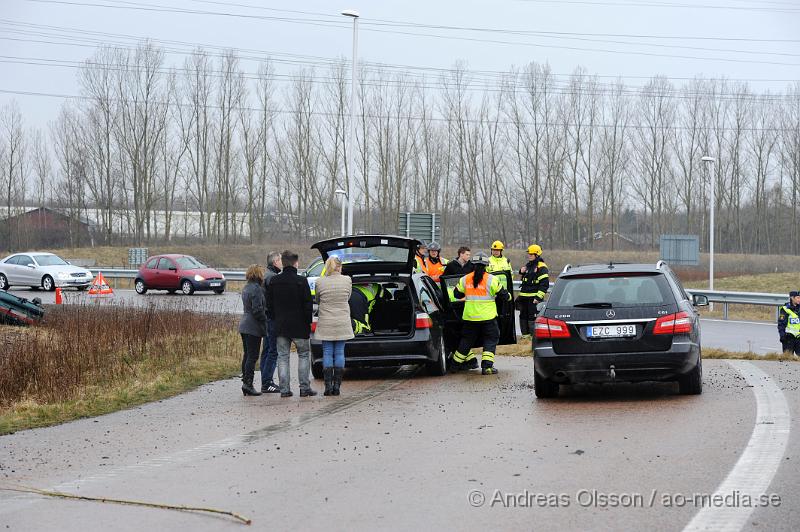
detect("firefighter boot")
[465,352,479,370]
[323,367,334,396]
[481,357,498,375]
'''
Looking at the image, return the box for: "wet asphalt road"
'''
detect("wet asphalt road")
[8,287,785,354]
[1,358,798,531]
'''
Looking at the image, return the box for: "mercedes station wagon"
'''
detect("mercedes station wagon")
[533,261,708,398]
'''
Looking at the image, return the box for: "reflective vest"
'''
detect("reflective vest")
[424,257,448,282]
[414,254,426,273]
[456,272,503,322]
[784,306,800,337]
[487,255,512,274]
[354,283,383,314]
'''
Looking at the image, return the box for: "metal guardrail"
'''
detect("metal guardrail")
[89,268,246,282]
[91,269,788,320]
[684,289,787,320]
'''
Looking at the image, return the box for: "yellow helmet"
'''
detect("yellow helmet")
[491,240,504,251]
[527,244,542,255]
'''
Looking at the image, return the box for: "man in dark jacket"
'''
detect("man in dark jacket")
[443,246,474,277]
[266,250,317,397]
[259,251,282,393]
[778,290,800,356]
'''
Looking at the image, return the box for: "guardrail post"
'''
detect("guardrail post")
[723,302,728,320]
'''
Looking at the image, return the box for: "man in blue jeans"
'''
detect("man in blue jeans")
[260,251,282,393]
[265,250,317,398]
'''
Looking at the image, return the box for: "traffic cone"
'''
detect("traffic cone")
[55,287,63,305]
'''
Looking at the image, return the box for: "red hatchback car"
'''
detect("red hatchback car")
[134,254,226,295]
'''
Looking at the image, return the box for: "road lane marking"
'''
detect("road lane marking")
[682,361,790,532]
[0,367,416,514]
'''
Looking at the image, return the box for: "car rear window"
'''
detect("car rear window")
[548,273,674,308]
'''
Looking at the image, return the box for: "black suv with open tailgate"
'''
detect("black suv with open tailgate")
[533,261,709,398]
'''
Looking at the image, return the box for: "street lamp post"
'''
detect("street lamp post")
[335,189,347,236]
[342,9,359,236]
[702,156,716,294]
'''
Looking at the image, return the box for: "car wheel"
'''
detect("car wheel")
[181,280,195,295]
[0,273,8,290]
[42,275,55,292]
[427,335,448,376]
[214,289,224,295]
[134,279,148,295]
[311,363,324,380]
[534,371,560,399]
[678,358,703,395]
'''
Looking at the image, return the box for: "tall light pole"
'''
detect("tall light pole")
[702,156,716,293]
[335,189,347,236]
[342,9,359,236]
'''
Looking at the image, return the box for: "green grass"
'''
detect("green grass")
[686,272,798,295]
[0,331,240,435]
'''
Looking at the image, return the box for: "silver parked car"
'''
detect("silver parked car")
[0,252,93,291]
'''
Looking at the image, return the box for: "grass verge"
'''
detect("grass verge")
[0,306,240,435]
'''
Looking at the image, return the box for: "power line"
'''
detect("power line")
[1,88,797,133]
[17,0,800,66]
[0,18,797,94]
[1,51,796,104]
[517,0,800,13]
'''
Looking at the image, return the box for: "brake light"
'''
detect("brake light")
[653,311,692,335]
[534,317,571,339]
[311,317,318,333]
[415,313,433,329]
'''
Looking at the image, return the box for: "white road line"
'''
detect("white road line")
[683,361,790,532]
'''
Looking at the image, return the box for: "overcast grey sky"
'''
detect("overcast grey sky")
[2,0,799,129]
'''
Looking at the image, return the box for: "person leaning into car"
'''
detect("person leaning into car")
[778,290,800,356]
[239,264,267,396]
[314,256,354,396]
[266,250,317,397]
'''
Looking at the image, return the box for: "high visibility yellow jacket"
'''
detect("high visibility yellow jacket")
[453,272,509,321]
[487,255,512,274]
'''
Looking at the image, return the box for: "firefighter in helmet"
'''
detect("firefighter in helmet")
[423,241,448,282]
[517,244,549,338]
[451,252,511,375]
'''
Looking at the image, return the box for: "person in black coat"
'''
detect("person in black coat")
[266,250,317,397]
[443,246,475,277]
[239,265,267,396]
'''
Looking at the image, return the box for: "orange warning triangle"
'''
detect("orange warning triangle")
[88,272,114,295]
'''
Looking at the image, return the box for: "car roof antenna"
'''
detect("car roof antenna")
[608,261,615,270]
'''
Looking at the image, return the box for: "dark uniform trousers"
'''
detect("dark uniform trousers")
[781,335,800,356]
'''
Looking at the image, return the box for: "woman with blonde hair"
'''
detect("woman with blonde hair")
[239,264,267,396]
[314,256,353,395]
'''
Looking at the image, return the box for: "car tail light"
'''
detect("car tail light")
[415,313,433,329]
[311,317,318,333]
[653,311,692,335]
[534,317,571,339]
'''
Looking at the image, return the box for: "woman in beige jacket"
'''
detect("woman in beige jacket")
[314,256,354,395]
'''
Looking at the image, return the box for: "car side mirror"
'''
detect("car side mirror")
[692,294,709,307]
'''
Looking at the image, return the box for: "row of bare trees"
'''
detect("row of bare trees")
[2,41,800,253]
